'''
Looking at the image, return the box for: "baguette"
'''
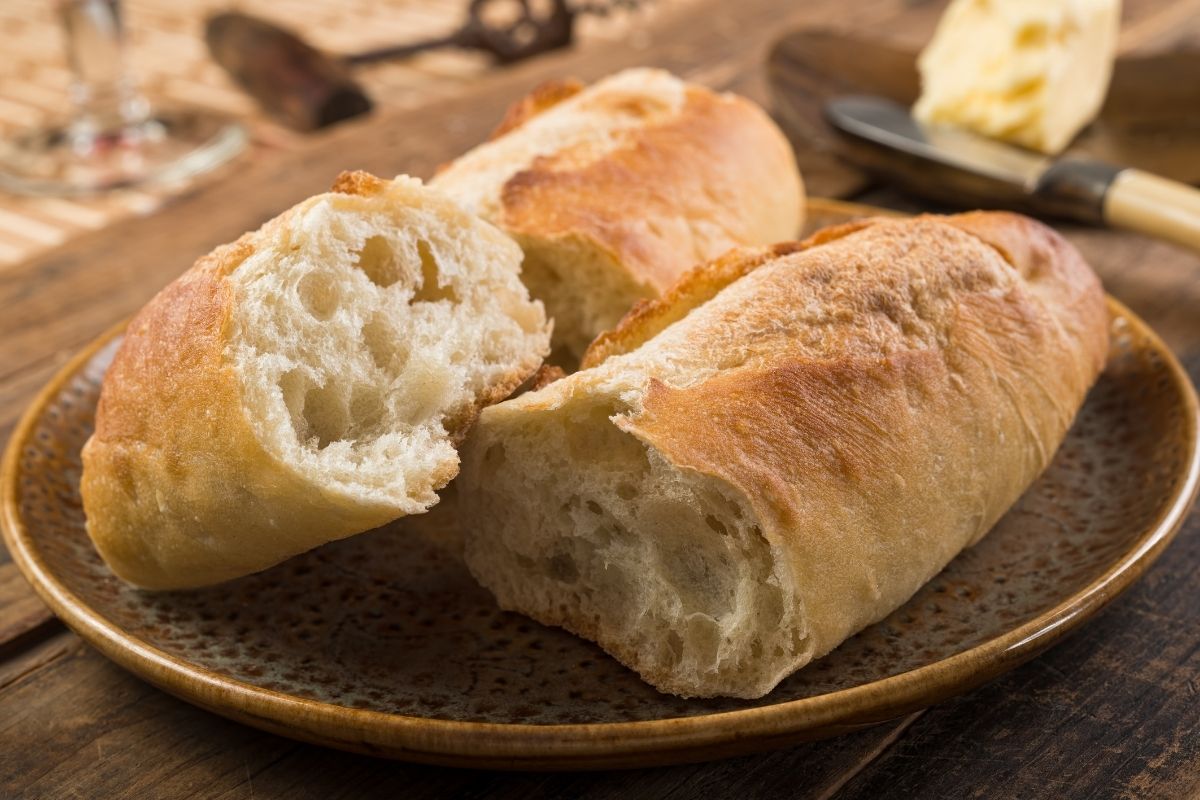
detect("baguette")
[430,68,805,361]
[81,172,550,590]
[456,211,1108,698]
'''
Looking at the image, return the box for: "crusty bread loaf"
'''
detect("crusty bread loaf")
[430,68,805,361]
[82,171,550,590]
[456,211,1108,698]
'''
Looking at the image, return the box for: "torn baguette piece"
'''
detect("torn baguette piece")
[81,171,550,590]
[457,211,1108,698]
[430,68,805,361]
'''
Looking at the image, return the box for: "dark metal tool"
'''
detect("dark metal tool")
[825,95,1200,252]
[206,0,625,131]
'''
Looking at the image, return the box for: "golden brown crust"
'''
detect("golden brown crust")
[430,71,805,359]
[579,220,881,369]
[527,364,567,391]
[585,210,1108,375]
[432,80,584,177]
[330,169,389,196]
[616,213,1109,675]
[460,211,1110,697]
[90,241,245,446]
[580,242,802,368]
[582,219,884,369]
[496,86,803,296]
[488,77,585,140]
[939,210,1110,401]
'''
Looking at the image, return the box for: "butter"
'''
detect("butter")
[913,0,1121,154]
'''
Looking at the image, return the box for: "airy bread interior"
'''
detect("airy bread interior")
[514,235,652,363]
[462,385,805,698]
[229,176,548,515]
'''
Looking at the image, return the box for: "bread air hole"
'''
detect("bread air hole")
[413,239,458,303]
[297,271,339,320]
[301,383,349,449]
[483,443,507,469]
[349,385,385,433]
[1016,21,1048,48]
[277,362,397,449]
[279,368,307,422]
[355,234,401,289]
[361,317,396,371]
[666,631,684,664]
[547,553,579,583]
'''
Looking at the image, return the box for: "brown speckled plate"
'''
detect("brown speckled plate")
[3,200,1199,770]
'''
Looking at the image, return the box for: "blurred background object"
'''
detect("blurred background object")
[0,0,670,267]
[824,95,1200,252]
[0,0,246,197]
[768,28,1200,208]
[205,1,644,131]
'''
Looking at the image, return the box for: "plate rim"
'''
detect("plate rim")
[3,222,1198,770]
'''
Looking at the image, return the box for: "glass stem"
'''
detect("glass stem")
[58,0,150,151]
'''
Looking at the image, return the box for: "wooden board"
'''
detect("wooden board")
[2,0,1200,795]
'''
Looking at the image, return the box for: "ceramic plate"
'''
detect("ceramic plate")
[3,201,1198,769]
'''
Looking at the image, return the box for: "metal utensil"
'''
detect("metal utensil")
[825,95,1200,252]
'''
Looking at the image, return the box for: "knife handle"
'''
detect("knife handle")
[1104,169,1200,253]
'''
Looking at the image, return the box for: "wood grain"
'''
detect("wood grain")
[0,563,56,658]
[833,513,1200,800]
[1,0,1199,795]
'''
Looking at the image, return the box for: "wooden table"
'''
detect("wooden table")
[3,1,1200,797]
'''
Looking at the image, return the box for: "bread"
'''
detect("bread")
[430,68,805,361]
[456,211,1108,698]
[81,171,550,590]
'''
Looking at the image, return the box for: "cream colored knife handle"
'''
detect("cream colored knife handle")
[1104,169,1200,253]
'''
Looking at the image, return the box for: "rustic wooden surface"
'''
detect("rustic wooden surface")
[2,0,1199,797]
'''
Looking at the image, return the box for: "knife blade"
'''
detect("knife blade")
[824,95,1200,252]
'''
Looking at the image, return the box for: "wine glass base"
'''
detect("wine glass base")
[0,110,247,197]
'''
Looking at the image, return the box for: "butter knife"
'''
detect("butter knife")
[825,95,1200,252]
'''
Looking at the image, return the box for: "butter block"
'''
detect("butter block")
[914,0,1121,154]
